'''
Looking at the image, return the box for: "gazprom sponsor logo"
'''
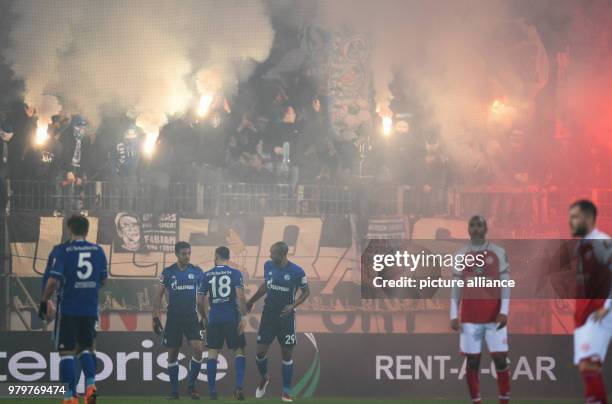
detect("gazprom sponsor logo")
[267,283,290,292]
[173,285,195,291]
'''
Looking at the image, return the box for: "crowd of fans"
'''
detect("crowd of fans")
[0,71,452,215]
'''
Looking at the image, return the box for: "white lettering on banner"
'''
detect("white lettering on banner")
[376,355,557,381]
[8,351,46,381]
[1,339,228,384]
[537,357,556,381]
[94,351,113,383]
[376,356,394,380]
[117,352,140,381]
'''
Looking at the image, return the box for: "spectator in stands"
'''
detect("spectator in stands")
[0,120,14,213]
[299,97,337,183]
[419,136,451,216]
[29,114,65,180]
[8,102,36,180]
[144,128,172,215]
[54,115,91,215]
[197,111,230,184]
[267,104,301,189]
[110,124,144,211]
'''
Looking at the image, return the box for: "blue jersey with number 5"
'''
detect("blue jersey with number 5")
[48,240,108,317]
[201,265,243,324]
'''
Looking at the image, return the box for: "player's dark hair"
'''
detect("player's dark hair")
[175,241,191,254]
[271,241,289,256]
[468,215,487,229]
[67,214,89,236]
[215,246,230,260]
[570,199,597,219]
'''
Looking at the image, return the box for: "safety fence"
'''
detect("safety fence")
[5,179,611,223]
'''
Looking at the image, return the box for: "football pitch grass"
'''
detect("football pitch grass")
[0,397,588,403]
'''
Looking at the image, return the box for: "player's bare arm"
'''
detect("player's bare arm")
[236,287,247,334]
[592,240,611,322]
[280,284,310,317]
[449,273,462,331]
[196,293,208,332]
[152,282,165,334]
[246,281,267,312]
[497,269,511,329]
[39,277,60,321]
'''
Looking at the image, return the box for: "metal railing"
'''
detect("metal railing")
[7,180,357,216]
[6,179,611,223]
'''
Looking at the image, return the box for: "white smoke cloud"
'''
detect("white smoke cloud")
[4,0,273,137]
[316,0,549,179]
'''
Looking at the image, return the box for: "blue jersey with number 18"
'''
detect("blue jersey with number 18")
[201,265,243,324]
[48,240,108,317]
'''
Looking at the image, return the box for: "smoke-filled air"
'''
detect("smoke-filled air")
[3,0,273,142]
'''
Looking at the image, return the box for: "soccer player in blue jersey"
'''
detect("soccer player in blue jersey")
[246,241,310,402]
[200,246,248,400]
[41,237,99,401]
[39,215,107,404]
[152,241,207,400]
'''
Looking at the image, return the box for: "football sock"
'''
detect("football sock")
[188,357,202,388]
[235,355,246,390]
[79,350,96,388]
[496,368,511,404]
[74,356,82,388]
[256,354,268,378]
[282,359,293,394]
[59,355,76,399]
[207,359,218,394]
[581,369,607,404]
[168,362,179,395]
[466,367,482,404]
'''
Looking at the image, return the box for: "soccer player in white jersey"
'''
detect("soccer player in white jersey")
[450,215,511,404]
[568,200,611,404]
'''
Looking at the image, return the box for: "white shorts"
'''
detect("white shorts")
[460,322,508,355]
[573,312,612,365]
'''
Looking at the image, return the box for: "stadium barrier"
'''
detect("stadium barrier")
[7,179,610,222]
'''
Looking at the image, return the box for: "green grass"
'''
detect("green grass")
[0,398,587,403]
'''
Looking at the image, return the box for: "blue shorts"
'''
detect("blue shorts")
[206,321,247,350]
[257,310,296,346]
[54,315,96,351]
[163,313,202,348]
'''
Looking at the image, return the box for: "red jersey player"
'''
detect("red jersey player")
[569,200,611,404]
[450,215,511,404]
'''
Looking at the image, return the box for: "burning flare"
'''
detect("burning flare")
[143,132,158,157]
[382,116,393,137]
[489,98,517,125]
[377,104,394,137]
[35,123,49,146]
[197,93,214,117]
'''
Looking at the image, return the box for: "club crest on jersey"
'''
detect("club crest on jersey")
[188,273,195,280]
[284,274,291,281]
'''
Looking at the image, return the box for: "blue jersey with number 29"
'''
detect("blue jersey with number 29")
[48,240,108,317]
